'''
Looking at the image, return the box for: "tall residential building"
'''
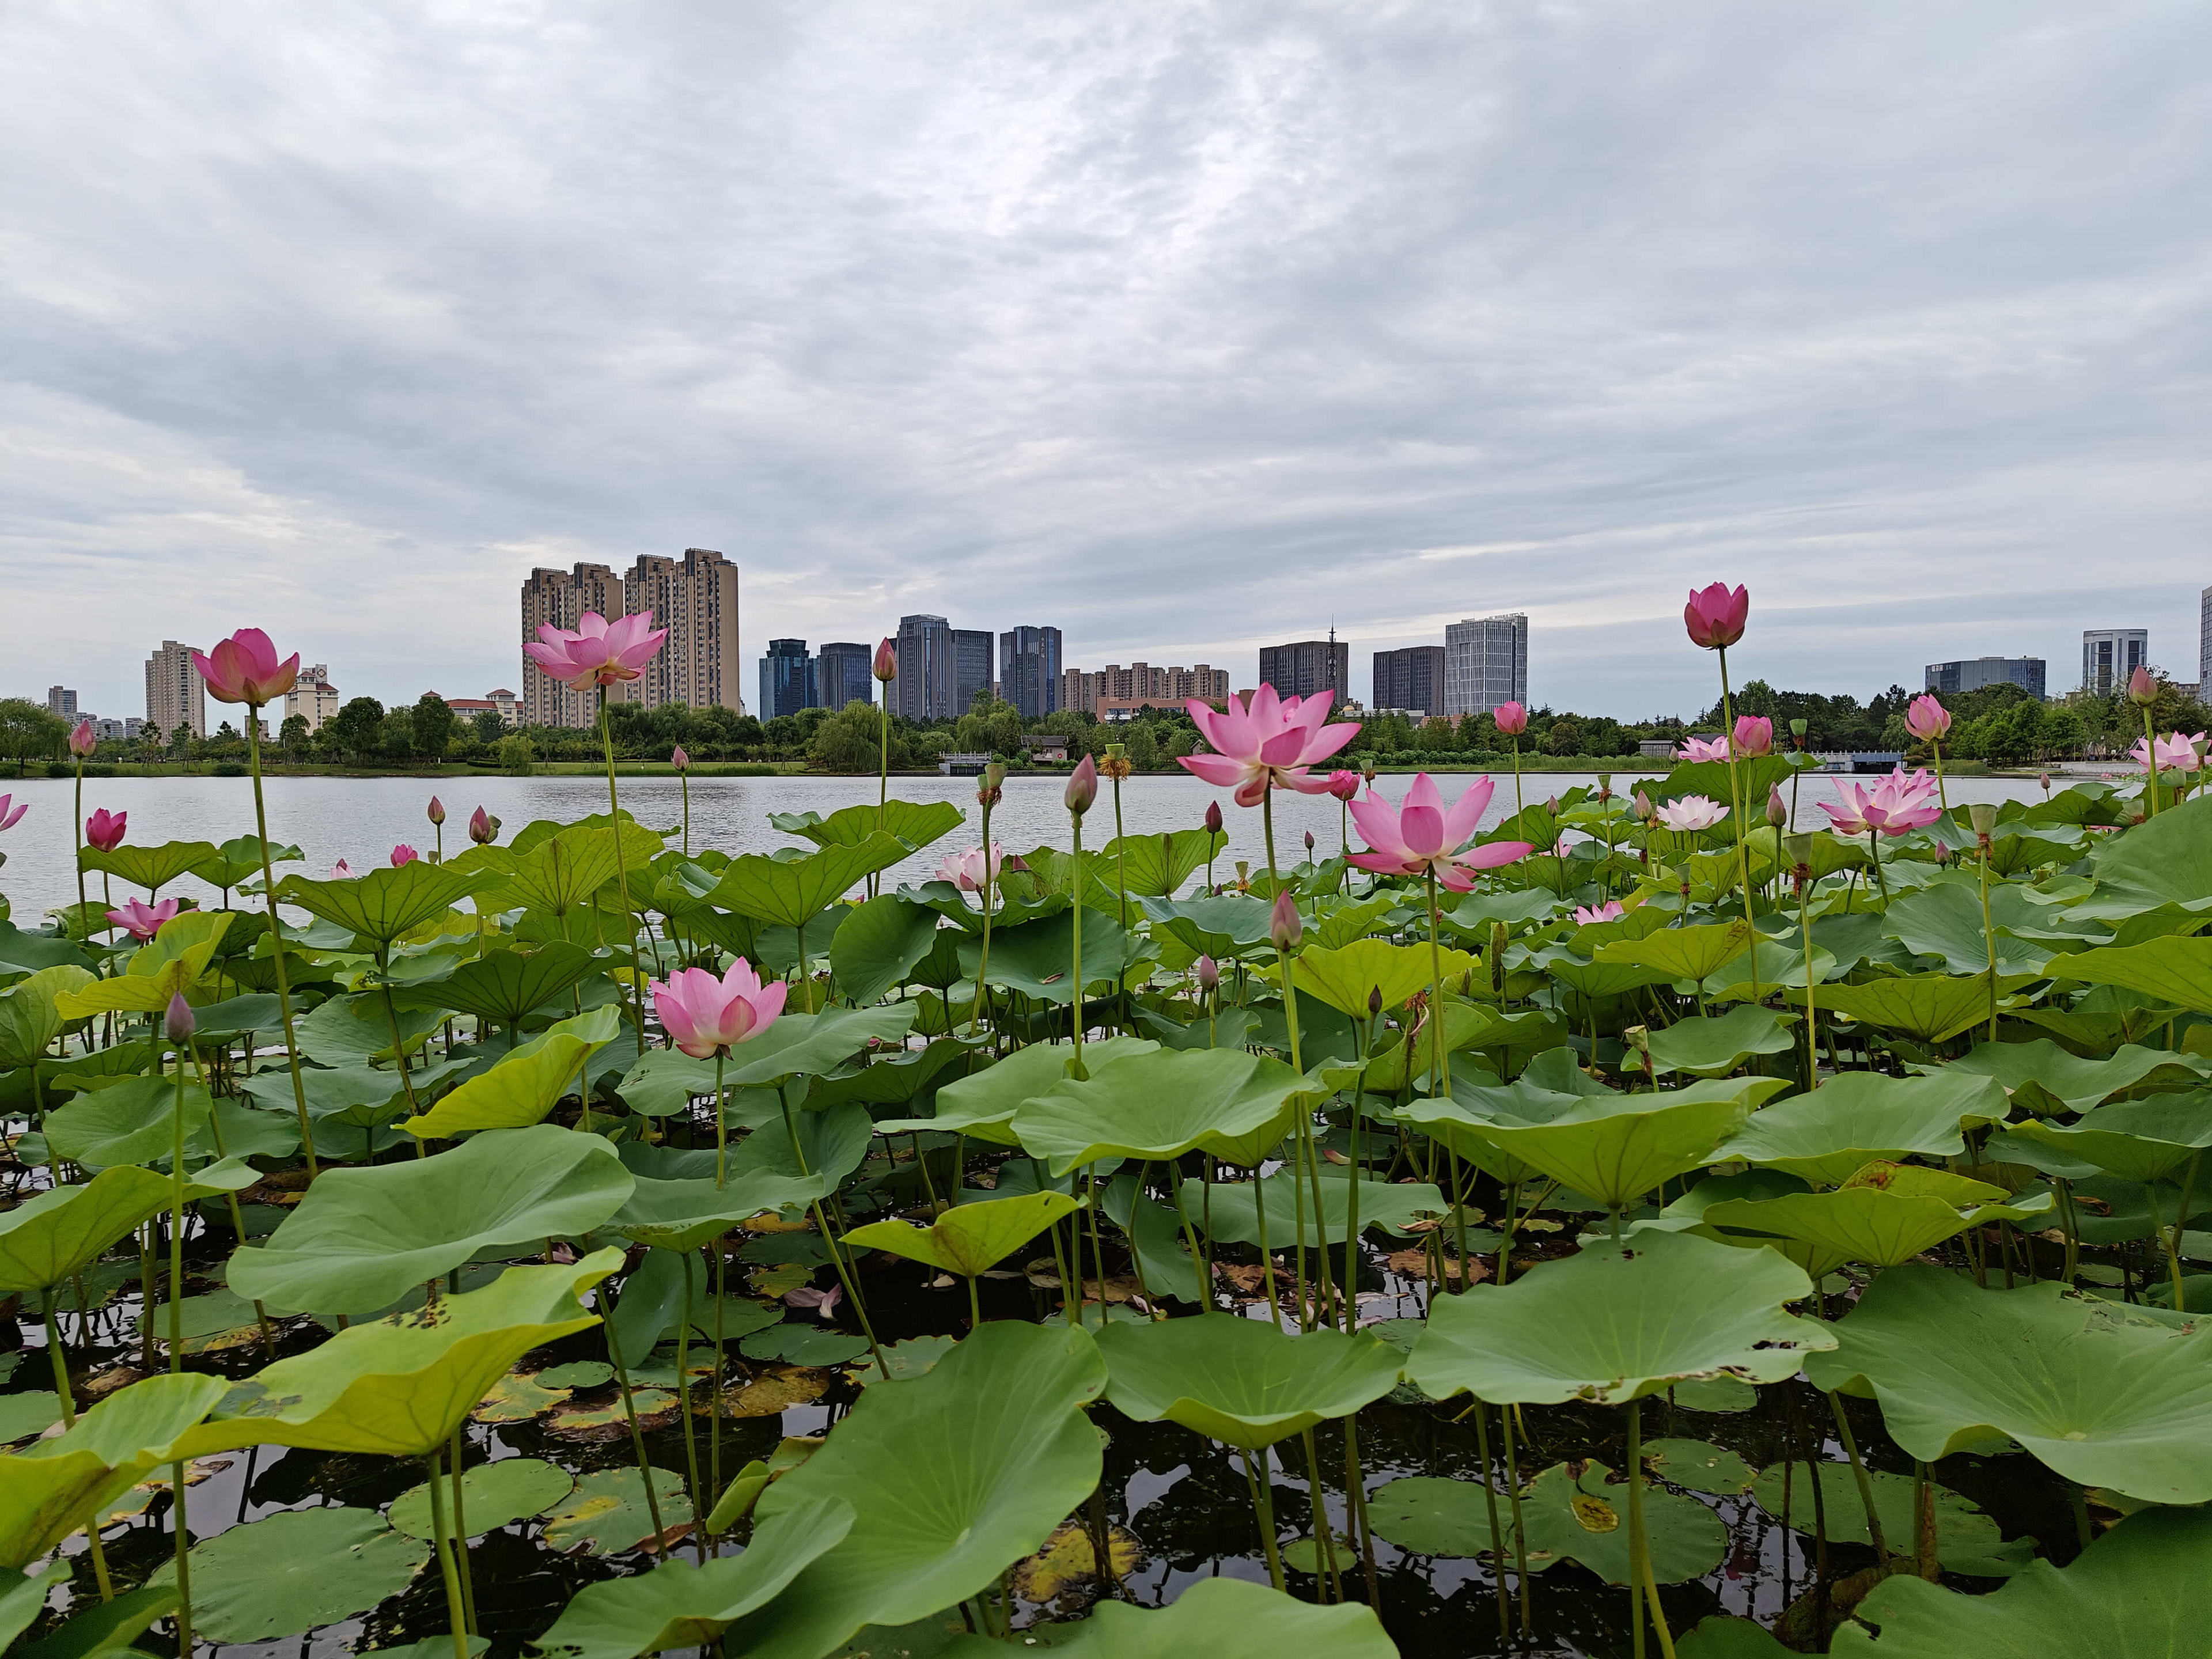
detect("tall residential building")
[1372,646,1446,716]
[620,547,744,715]
[998,626,1063,720]
[759,638,815,719]
[1925,657,2046,700]
[287,665,343,734]
[2200,586,2211,702]
[1442,613,1529,717]
[2081,627,2149,696]
[892,614,956,721]
[1257,637,1350,704]
[46,687,77,720]
[520,562,624,728]
[953,628,994,714]
[815,642,875,711]
[1058,662,1229,715]
[144,641,206,738]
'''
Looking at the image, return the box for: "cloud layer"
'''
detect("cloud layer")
[6,2,2209,719]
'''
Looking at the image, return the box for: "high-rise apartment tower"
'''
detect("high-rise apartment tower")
[1257,637,1350,704]
[892,615,957,721]
[144,641,206,738]
[520,549,741,728]
[1442,613,1528,717]
[2081,628,2149,696]
[1372,646,1446,716]
[998,626,1063,719]
[815,642,876,711]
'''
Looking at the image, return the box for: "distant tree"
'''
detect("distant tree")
[2040,706,2086,760]
[809,700,881,772]
[412,694,456,762]
[1123,724,1159,770]
[470,709,505,745]
[328,696,387,763]
[380,707,416,762]
[0,699,66,775]
[279,713,310,764]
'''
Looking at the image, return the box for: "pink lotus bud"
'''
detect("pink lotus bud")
[426,796,445,825]
[2128,666,2157,706]
[1766,786,1787,827]
[1732,715,1773,757]
[1904,695,1951,742]
[1546,795,1560,816]
[1633,790,1656,825]
[2039,772,2051,792]
[671,745,690,771]
[1065,753,1097,816]
[469,806,497,844]
[1683,583,1749,650]
[872,638,899,681]
[391,844,419,866]
[164,993,195,1047]
[85,808,126,852]
[1204,800,1224,834]
[1195,955,1219,994]
[1304,830,1315,853]
[192,628,300,706]
[1493,701,1528,737]
[1269,888,1302,952]
[1326,770,1359,801]
[69,719,96,759]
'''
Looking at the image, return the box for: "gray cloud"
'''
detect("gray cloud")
[4,1,2209,719]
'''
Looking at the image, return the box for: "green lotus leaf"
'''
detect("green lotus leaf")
[1931,1038,2211,1115]
[54,911,236,1017]
[237,1061,431,1127]
[0,1372,228,1569]
[1832,1505,2209,1657]
[1180,1168,1448,1248]
[1543,951,1682,1002]
[722,1321,1107,1659]
[611,1171,825,1252]
[187,832,301,894]
[296,992,447,1066]
[1594,921,1752,983]
[806,1037,976,1108]
[1094,1315,1403,1451]
[2044,937,2212,1014]
[1717,1071,2010,1186]
[0,966,93,1070]
[1141,895,1278,961]
[181,993,287,1041]
[1640,1437,1758,1494]
[707,836,912,929]
[772,799,964,852]
[1804,972,2019,1044]
[1099,1175,1203,1304]
[189,1250,622,1460]
[78,840,219,895]
[885,1035,1158,1147]
[1363,1475,1503,1557]
[536,1494,855,1659]
[1643,1006,1797,1077]
[1703,1163,2054,1274]
[1408,1229,1834,1406]
[0,923,92,976]
[387,941,603,1027]
[0,1394,64,1444]
[228,1124,633,1313]
[1021,1575,1397,1657]
[1677,1616,1794,1657]
[387,1456,574,1540]
[607,1246,690,1365]
[842,1191,1082,1280]
[1446,1078,1785,1213]
[738,1325,868,1367]
[542,1466,694,1556]
[826,895,944,1005]
[955,908,1157,1005]
[1513,1460,1726,1585]
[147,1506,431,1643]
[276,862,497,948]
[726,1101,874,1190]
[1291,938,1476,1017]
[2003,1093,2212,1184]
[400,1009,620,1139]
[1012,1047,1305,1175]
[1747,1460,2027,1578]
[1881,882,2056,977]
[491,822,666,919]
[12,1577,176,1659]
[707,1004,918,1090]
[0,1166,177,1294]
[1803,1268,2212,1504]
[41,1072,210,1168]
[2085,791,2212,906]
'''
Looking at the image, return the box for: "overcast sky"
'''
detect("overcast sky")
[6,2,2209,722]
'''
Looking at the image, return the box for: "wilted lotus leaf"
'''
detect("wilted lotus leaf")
[148,1506,430,1643]
[1095,1314,1403,1451]
[1513,1461,1726,1585]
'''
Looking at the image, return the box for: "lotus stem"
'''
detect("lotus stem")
[2143,703,2161,816]
[2072,1484,2094,1552]
[1715,646,1762,1002]
[1070,815,1086,1066]
[966,791,995,1037]
[601,1304,670,1552]
[1467,1396,1511,1636]
[449,1425,478,1632]
[778,1085,888,1378]
[676,1251,708,1562]
[1300,1427,1344,1602]
[1342,1415,1380,1605]
[1241,1445,1287,1593]
[245,715,317,1175]
[1826,1392,1890,1563]
[1503,1398,1533,1634]
[1253,1161,1281,1321]
[426,1448,469,1659]
[680,767,691,857]
[599,687,650,1051]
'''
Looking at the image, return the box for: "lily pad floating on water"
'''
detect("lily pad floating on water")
[999,1574,1397,1657]
[536,1360,616,1389]
[1672,1376,1759,1413]
[851,1333,957,1385]
[544,1466,696,1556]
[1009,1518,1142,1601]
[387,1456,574,1540]
[1746,1461,2032,1577]
[149,1506,431,1643]
[1095,1314,1406,1450]
[1641,1438,1758,1495]
[739,1324,871,1368]
[472,1370,574,1423]
[1365,1475,1505,1558]
[1514,1460,1728,1585]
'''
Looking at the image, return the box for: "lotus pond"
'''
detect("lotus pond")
[3,732,2210,1659]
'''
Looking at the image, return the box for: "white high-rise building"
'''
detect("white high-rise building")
[2199,586,2210,703]
[2081,627,2149,696]
[1442,613,1529,718]
[144,641,206,738]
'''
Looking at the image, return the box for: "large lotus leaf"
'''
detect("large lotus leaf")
[0,1564,67,1654]
[53,911,236,1017]
[0,966,93,1069]
[1881,882,2056,977]
[1094,1315,1402,1451]
[1100,827,1230,899]
[1543,951,1681,1002]
[611,1171,825,1252]
[884,1035,1158,1147]
[1513,1459,1727,1585]
[399,1009,620,1139]
[1644,1006,1798,1077]
[1705,1164,2054,1274]
[78,840,218,894]
[843,1191,1082,1280]
[806,1037,975,1108]
[725,1101,874,1190]
[12,1574,177,1659]
[1747,1460,2027,1578]
[1394,1089,1555,1186]
[2086,791,2212,906]
[0,1372,228,1569]
[492,822,665,918]
[1408,1229,1833,1406]
[1832,1505,2210,1658]
[147,1506,431,1643]
[227,1123,634,1313]
[276,862,495,948]
[387,941,602,1025]
[0,1166,176,1294]
[1292,938,1476,1017]
[1805,1268,2212,1503]
[1933,1038,2210,1116]
[187,1251,621,1460]
[708,836,912,929]
[1015,1575,1396,1657]
[535,1494,855,1659]
[1142,895,1279,961]
[2003,1092,2212,1183]
[296,992,446,1065]
[387,1456,574,1540]
[1594,921,1752,983]
[1183,1166,1446,1248]
[0,923,92,976]
[956,908,1158,1004]
[41,1072,211,1168]
[772,800,964,852]
[722,1321,1108,1659]
[238,1062,429,1127]
[1807,972,2018,1043]
[1012,1047,1305,1175]
[2043,937,2212,1014]
[1450,1079,1785,1211]
[719,1004,916,1089]
[827,895,944,1005]
[1716,1071,2010,1186]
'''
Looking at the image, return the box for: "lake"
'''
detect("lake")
[0,767,2055,919]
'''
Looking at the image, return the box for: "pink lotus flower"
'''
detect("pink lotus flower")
[1325,770,1361,802]
[2130,731,2206,773]
[1905,695,1950,742]
[652,959,788,1059]
[1346,773,1533,891]
[1655,796,1728,832]
[69,719,96,759]
[785,1284,842,1320]
[2128,665,2158,706]
[934,843,1003,891]
[330,859,357,878]
[1178,684,1360,808]
[85,808,126,851]
[1684,583,1749,650]
[1572,900,1625,926]
[108,897,179,941]
[1733,715,1773,757]
[524,610,668,691]
[671,745,690,771]
[1677,735,1730,763]
[0,795,25,832]
[872,638,898,681]
[1493,702,1528,737]
[426,796,445,825]
[391,844,419,866]
[192,628,300,706]
[1819,768,1942,838]
[469,806,496,845]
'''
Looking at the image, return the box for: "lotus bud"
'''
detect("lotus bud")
[978,761,1004,808]
[1493,700,1528,737]
[2128,665,2157,706]
[1368,986,1384,1018]
[469,805,497,844]
[1065,753,1097,817]
[872,638,898,681]
[1203,800,1224,835]
[426,795,446,825]
[69,718,96,759]
[1304,830,1315,855]
[1969,802,1998,837]
[1633,789,1656,825]
[671,745,690,771]
[1732,714,1774,757]
[1195,955,1219,995]
[1683,582,1749,650]
[2038,772,2051,793]
[1766,786,1786,828]
[391,843,419,866]
[164,993,195,1047]
[1327,770,1359,801]
[1269,889,1302,952]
